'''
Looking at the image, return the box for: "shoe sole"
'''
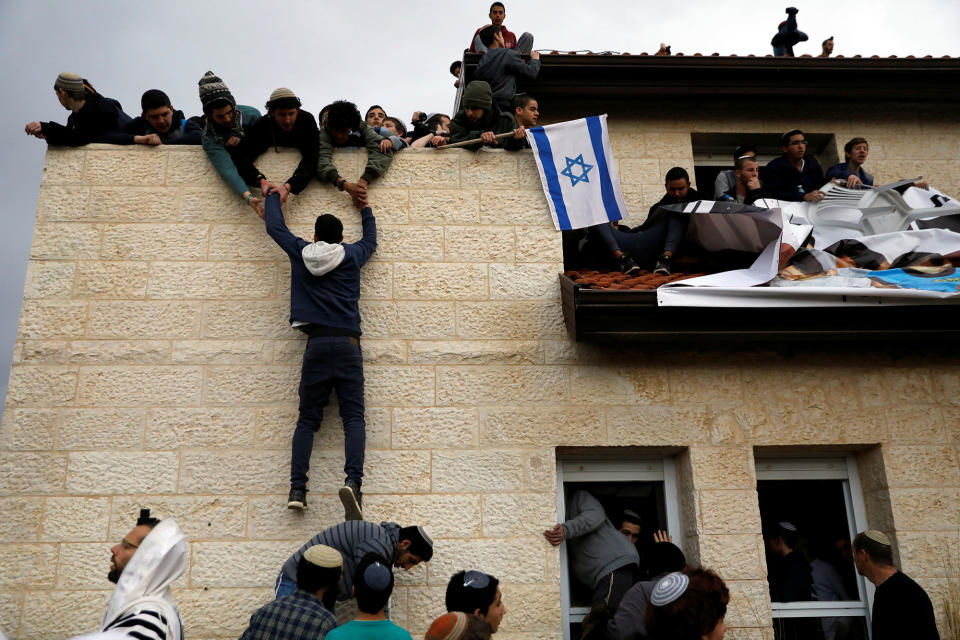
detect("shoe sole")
[338,486,363,521]
[287,500,307,510]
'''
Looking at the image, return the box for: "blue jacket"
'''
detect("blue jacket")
[826,162,874,187]
[265,194,376,335]
[764,155,825,201]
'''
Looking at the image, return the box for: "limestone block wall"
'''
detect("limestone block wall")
[1,110,958,640]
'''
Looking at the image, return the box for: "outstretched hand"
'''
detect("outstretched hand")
[379,138,393,154]
[25,121,43,137]
[247,196,265,220]
[543,523,565,546]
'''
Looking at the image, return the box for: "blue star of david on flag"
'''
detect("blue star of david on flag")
[560,154,594,187]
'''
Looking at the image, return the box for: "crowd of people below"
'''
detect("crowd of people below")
[14,5,944,640]
[75,500,939,640]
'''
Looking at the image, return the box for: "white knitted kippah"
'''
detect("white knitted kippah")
[864,530,891,546]
[303,544,343,568]
[650,572,689,607]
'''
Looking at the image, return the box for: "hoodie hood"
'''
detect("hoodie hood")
[102,518,187,630]
[462,80,493,110]
[302,241,345,276]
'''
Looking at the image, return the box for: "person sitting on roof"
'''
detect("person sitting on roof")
[317,100,394,207]
[714,145,759,198]
[101,89,201,146]
[469,2,533,54]
[585,167,698,276]
[819,36,834,58]
[771,7,808,57]
[722,155,764,205]
[439,81,527,151]
[25,72,131,146]
[826,137,875,189]
[473,25,541,111]
[764,129,826,202]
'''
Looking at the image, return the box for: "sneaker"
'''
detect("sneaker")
[654,253,673,276]
[287,486,307,511]
[619,254,641,275]
[339,480,363,521]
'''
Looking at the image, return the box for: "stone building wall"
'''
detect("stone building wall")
[1,109,958,640]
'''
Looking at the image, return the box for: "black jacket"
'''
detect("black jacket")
[764,155,825,201]
[100,109,202,145]
[41,92,131,146]
[233,109,319,194]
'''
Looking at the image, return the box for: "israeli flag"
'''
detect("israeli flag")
[527,114,629,231]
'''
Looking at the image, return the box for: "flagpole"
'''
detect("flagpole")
[437,131,518,149]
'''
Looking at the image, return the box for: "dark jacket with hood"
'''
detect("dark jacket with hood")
[233,108,319,194]
[264,193,376,336]
[474,47,541,109]
[41,89,131,146]
[101,109,202,145]
[450,81,523,151]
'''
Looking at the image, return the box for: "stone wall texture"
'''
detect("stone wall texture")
[2,106,959,640]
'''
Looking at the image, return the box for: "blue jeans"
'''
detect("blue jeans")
[591,213,687,269]
[275,571,297,599]
[290,336,366,490]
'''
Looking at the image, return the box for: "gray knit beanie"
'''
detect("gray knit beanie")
[198,71,235,113]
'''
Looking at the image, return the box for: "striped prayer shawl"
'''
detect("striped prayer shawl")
[103,606,181,640]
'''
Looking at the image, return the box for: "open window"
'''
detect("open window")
[556,455,681,640]
[691,132,839,199]
[756,456,873,640]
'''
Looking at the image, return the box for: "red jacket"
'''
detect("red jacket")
[469,24,517,51]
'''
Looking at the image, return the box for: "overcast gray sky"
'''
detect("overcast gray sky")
[2,0,958,414]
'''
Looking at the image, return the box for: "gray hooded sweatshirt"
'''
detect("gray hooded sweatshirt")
[474,47,541,108]
[563,490,639,590]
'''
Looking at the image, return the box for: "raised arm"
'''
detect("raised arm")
[263,191,305,259]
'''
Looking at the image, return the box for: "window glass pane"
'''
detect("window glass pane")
[773,614,869,640]
[758,479,862,606]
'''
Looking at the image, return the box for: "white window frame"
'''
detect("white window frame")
[556,457,681,640]
[755,455,874,637]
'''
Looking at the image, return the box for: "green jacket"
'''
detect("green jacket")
[316,122,393,184]
[449,108,522,151]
